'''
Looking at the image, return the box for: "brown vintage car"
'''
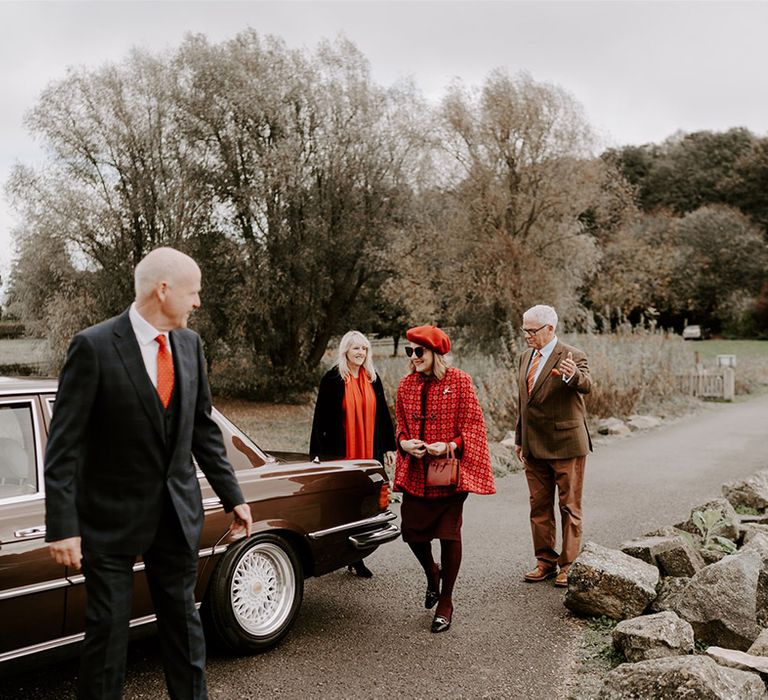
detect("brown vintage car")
[0,377,400,665]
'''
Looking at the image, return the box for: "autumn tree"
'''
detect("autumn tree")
[671,206,768,331]
[432,70,606,347]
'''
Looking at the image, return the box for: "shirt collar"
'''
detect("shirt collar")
[129,302,168,347]
[537,335,558,360]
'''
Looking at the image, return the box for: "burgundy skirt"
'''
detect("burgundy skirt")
[400,492,468,542]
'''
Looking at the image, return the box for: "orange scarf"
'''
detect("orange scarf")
[342,370,377,459]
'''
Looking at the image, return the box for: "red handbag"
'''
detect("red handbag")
[426,444,460,487]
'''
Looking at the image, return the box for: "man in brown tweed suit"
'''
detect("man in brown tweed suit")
[514,305,592,587]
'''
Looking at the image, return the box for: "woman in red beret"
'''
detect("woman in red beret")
[310,330,397,577]
[394,325,495,633]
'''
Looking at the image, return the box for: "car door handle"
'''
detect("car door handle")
[14,526,47,539]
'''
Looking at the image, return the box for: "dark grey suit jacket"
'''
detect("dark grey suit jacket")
[44,309,244,555]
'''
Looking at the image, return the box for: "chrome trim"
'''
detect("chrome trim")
[0,577,70,601]
[0,550,220,603]
[349,523,401,549]
[201,497,222,512]
[308,511,396,540]
[0,604,201,664]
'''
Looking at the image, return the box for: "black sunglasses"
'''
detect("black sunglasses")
[405,346,426,358]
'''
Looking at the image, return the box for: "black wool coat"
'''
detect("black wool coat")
[310,367,396,464]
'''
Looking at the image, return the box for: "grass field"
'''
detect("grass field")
[687,338,768,395]
[689,338,768,361]
[0,338,48,365]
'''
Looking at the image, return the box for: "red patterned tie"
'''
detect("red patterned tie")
[526,350,540,395]
[155,334,174,408]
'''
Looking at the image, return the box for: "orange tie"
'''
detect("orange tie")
[527,350,541,395]
[155,334,174,408]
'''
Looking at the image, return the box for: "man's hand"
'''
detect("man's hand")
[560,351,577,381]
[400,439,426,458]
[49,537,82,569]
[383,451,396,469]
[514,445,525,464]
[230,503,253,538]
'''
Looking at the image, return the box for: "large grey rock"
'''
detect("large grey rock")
[645,525,691,539]
[597,655,768,699]
[500,431,516,451]
[741,514,768,526]
[627,414,662,431]
[488,442,519,476]
[672,550,765,650]
[701,548,728,565]
[676,498,740,543]
[612,611,694,662]
[621,535,681,566]
[564,541,659,620]
[656,538,706,577]
[723,470,768,512]
[621,535,705,577]
[741,525,768,549]
[650,577,690,613]
[742,530,768,558]
[597,417,630,436]
[748,628,768,656]
[707,646,768,675]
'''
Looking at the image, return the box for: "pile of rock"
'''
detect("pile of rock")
[565,468,768,698]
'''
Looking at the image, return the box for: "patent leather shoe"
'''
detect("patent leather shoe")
[431,608,452,633]
[425,588,439,609]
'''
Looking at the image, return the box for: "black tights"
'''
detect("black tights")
[408,539,462,617]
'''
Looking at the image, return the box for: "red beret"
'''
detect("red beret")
[406,325,451,355]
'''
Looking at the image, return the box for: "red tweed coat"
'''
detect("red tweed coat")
[394,367,495,498]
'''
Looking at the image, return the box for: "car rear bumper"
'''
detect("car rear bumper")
[348,523,400,549]
[308,510,400,550]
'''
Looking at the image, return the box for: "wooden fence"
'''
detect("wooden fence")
[678,366,735,401]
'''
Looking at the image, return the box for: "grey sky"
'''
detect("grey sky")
[2,0,768,283]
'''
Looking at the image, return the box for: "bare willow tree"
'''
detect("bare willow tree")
[7,49,210,358]
[433,70,604,346]
[7,33,425,393]
[175,32,423,390]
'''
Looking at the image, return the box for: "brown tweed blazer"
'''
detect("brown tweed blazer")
[515,340,592,460]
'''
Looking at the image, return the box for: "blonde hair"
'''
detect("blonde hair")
[408,349,450,380]
[335,330,377,382]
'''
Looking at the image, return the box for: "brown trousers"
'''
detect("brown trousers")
[523,454,586,569]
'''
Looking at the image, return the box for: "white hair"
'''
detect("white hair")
[335,330,377,383]
[134,247,199,300]
[523,304,558,329]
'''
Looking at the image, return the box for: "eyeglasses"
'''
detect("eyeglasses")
[405,346,426,358]
[522,324,548,336]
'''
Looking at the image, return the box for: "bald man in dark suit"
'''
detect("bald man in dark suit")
[45,247,252,699]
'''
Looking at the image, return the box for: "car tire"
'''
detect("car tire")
[205,533,304,654]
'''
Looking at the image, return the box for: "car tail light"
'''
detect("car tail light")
[379,481,391,510]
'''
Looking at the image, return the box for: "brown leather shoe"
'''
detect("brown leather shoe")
[554,568,569,587]
[523,563,558,582]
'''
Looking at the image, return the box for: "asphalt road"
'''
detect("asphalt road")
[2,394,767,699]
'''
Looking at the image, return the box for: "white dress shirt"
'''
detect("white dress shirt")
[129,302,171,389]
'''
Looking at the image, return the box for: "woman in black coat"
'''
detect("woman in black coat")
[310,330,396,576]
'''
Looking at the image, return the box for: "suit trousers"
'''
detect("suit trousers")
[78,493,207,700]
[523,454,586,569]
